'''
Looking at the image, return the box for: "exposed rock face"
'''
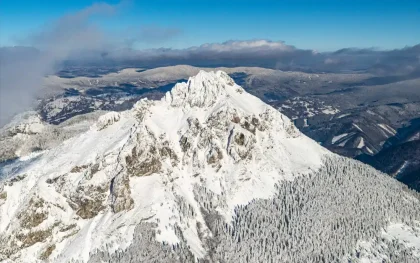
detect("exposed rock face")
[126,144,162,177]
[48,165,109,220]
[18,197,48,229]
[5,173,27,186]
[0,184,7,205]
[70,165,89,173]
[39,244,56,260]
[15,228,53,249]
[72,190,107,219]
[125,132,162,177]
[125,126,179,178]
[110,173,134,213]
[159,141,179,167]
[0,191,6,201]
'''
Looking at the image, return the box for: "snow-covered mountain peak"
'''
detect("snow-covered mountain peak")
[164,70,241,109]
[1,71,420,262]
[0,71,329,262]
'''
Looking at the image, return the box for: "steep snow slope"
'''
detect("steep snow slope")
[0,71,419,263]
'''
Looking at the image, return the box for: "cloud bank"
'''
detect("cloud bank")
[101,40,314,68]
[0,2,121,126]
[1,1,419,127]
[96,40,420,75]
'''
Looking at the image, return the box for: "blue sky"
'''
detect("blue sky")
[1,0,419,51]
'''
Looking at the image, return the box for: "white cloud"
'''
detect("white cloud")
[0,2,121,126]
[195,40,295,52]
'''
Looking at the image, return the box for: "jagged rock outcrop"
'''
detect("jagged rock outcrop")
[110,173,134,213]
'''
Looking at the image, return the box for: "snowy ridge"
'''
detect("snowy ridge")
[1,112,45,136]
[0,71,419,263]
[0,111,104,165]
